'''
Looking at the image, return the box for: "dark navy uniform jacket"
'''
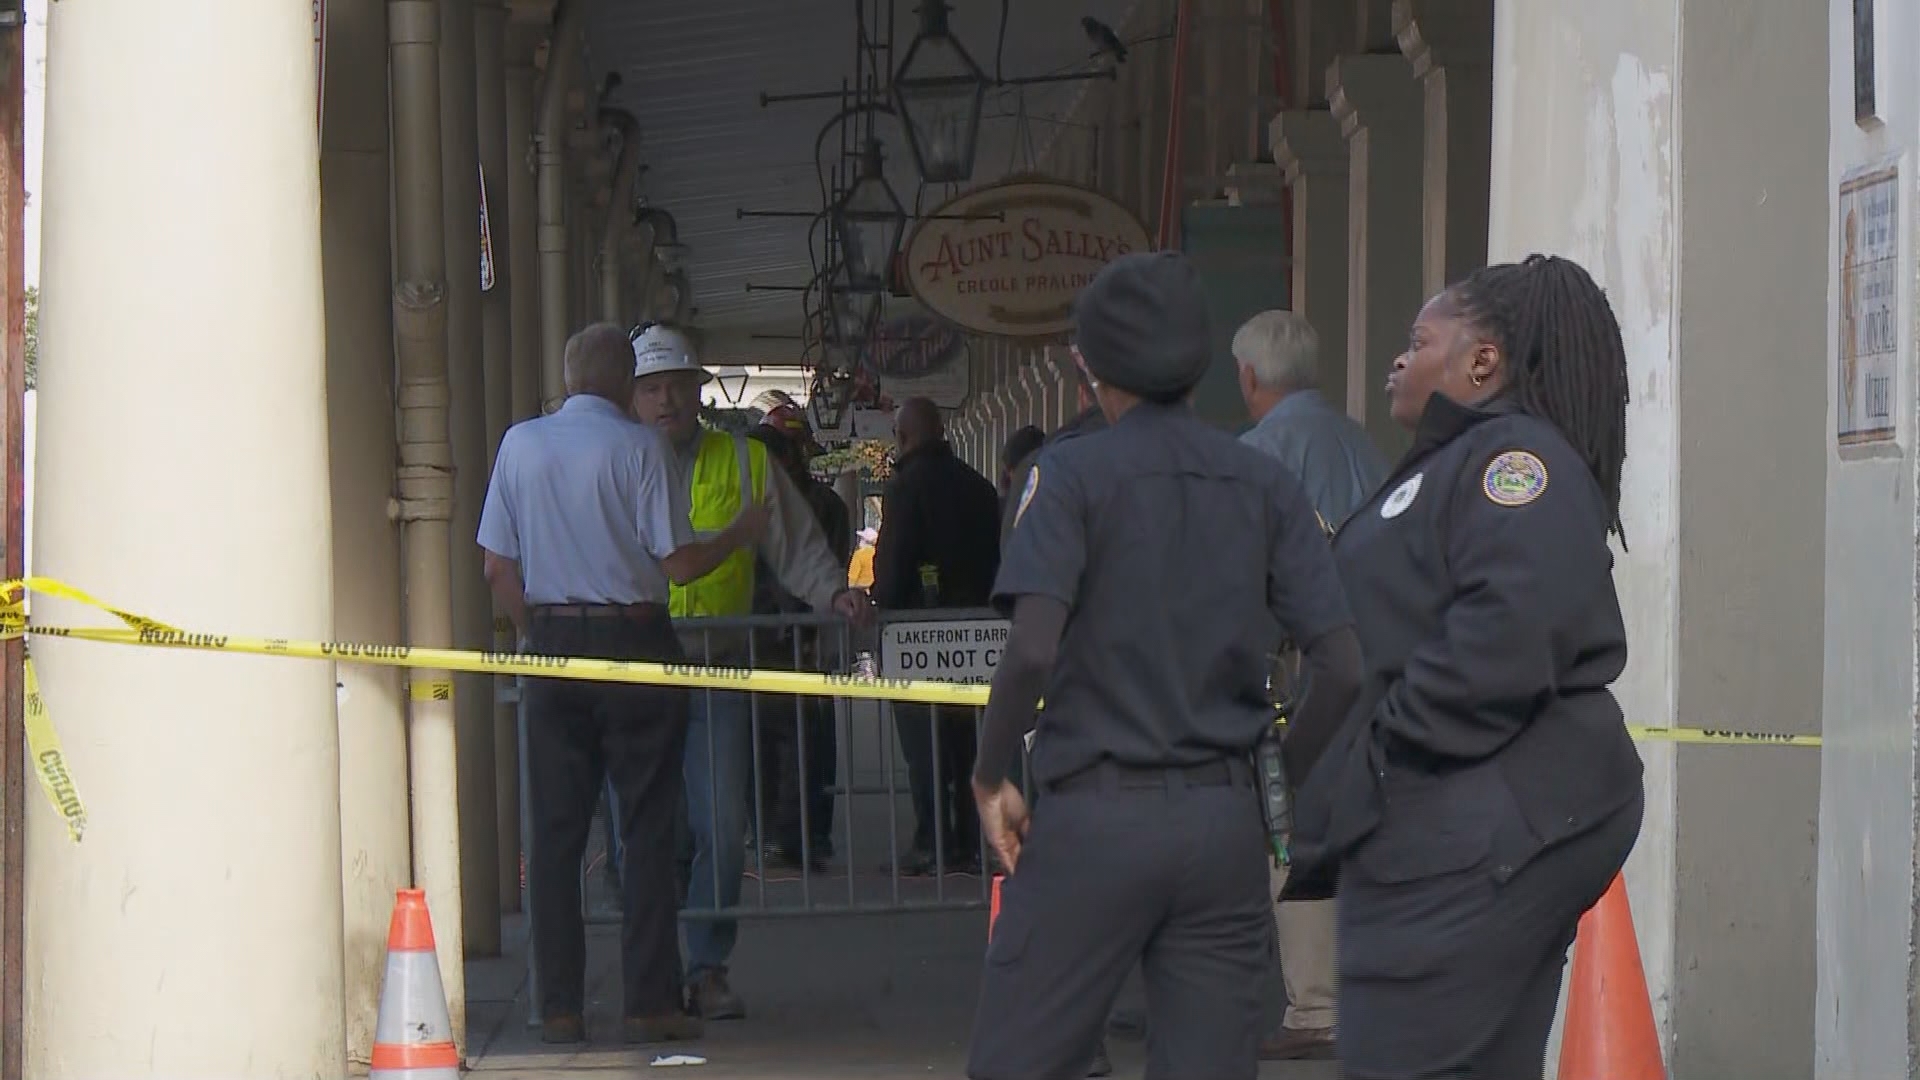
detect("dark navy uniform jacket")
[993,401,1352,789]
[1290,393,1644,889]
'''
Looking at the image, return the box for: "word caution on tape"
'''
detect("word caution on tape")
[0,576,1821,843]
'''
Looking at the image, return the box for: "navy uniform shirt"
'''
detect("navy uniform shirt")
[993,401,1353,787]
[1292,393,1644,879]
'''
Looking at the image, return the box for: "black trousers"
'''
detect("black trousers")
[757,690,838,853]
[967,759,1273,1080]
[524,609,690,1021]
[1337,778,1645,1080]
[894,701,980,858]
[751,629,838,856]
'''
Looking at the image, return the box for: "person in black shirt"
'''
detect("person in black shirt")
[965,251,1363,1080]
[873,397,1002,874]
[1286,254,1645,1079]
[998,425,1046,504]
[998,400,1106,547]
[746,415,851,871]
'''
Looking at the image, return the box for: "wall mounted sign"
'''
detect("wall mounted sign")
[479,164,496,291]
[901,175,1151,340]
[862,313,970,408]
[1836,159,1899,448]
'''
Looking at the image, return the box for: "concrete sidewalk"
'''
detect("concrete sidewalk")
[464,905,1340,1079]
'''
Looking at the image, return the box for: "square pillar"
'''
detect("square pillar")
[1329,53,1426,458]
[1395,0,1494,294]
[1491,0,1827,1076]
[1273,109,1352,410]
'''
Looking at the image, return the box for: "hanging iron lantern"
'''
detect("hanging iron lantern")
[808,369,854,432]
[832,139,907,294]
[891,0,989,185]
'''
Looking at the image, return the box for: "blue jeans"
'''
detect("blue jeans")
[681,687,752,977]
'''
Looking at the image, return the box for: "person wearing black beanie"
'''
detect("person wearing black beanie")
[1069,250,1214,402]
[965,250,1365,1080]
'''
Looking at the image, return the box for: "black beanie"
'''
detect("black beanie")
[1071,250,1213,399]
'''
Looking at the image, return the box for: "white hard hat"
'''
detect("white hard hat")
[630,323,713,384]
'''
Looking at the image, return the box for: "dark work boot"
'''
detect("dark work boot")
[687,968,746,1021]
[540,1013,586,1045]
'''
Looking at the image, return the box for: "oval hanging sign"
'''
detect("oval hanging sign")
[901,175,1152,340]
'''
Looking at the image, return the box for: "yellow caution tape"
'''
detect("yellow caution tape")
[410,679,455,703]
[0,575,1824,842]
[23,649,86,842]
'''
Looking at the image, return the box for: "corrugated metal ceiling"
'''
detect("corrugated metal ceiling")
[583,0,1144,355]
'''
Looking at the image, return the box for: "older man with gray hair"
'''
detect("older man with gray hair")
[1234,310,1389,531]
[479,322,772,1046]
[1232,308,1389,1061]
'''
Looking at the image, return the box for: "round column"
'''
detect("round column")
[27,1,345,1074]
[321,0,413,1064]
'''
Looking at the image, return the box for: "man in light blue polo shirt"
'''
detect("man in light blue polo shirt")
[1236,310,1390,532]
[478,322,771,1047]
[1233,309,1389,1061]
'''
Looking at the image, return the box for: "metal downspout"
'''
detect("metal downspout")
[535,2,583,410]
[386,0,469,1054]
[599,108,640,322]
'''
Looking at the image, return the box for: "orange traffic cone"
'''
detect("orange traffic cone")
[1558,874,1665,1080]
[989,874,1004,939]
[370,888,461,1080]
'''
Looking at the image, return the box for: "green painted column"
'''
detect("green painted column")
[1179,203,1291,433]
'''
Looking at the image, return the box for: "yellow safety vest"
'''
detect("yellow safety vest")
[669,428,770,618]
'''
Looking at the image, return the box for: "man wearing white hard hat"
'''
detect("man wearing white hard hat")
[628,322,874,1021]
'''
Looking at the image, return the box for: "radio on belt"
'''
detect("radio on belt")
[1256,708,1292,866]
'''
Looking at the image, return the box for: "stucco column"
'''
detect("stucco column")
[321,0,412,1065]
[439,0,502,960]
[1353,0,1398,50]
[1488,0,1826,1076]
[1394,0,1493,294]
[474,0,522,917]
[27,2,345,1075]
[504,51,542,422]
[1272,109,1352,409]
[1328,53,1424,458]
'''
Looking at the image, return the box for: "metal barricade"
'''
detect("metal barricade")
[514,606,1018,1025]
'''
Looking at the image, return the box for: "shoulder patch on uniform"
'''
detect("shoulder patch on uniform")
[1483,450,1549,507]
[1380,472,1423,519]
[1013,465,1040,529]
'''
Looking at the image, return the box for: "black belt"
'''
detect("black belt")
[529,602,667,620]
[1046,756,1252,795]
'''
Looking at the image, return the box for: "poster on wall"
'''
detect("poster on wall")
[1836,160,1899,448]
[900,175,1151,341]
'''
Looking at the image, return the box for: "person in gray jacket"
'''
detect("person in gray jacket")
[1233,309,1390,1061]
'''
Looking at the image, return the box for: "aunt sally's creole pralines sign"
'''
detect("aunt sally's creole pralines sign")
[901,176,1152,340]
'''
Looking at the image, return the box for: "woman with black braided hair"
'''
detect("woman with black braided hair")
[1281,254,1646,1078]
